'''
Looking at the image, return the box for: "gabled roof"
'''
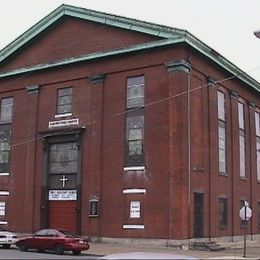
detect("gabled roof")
[0,4,259,93]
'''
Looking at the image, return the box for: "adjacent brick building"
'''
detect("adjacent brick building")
[0,4,259,245]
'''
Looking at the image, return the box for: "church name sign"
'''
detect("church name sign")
[48,190,77,200]
[48,118,79,128]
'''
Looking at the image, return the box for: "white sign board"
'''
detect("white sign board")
[0,202,5,216]
[239,206,252,221]
[130,201,140,218]
[49,190,77,201]
[48,118,79,128]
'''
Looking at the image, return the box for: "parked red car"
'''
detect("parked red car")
[15,229,89,255]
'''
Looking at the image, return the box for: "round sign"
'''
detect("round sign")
[239,206,252,221]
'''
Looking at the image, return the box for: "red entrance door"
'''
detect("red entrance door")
[48,201,77,233]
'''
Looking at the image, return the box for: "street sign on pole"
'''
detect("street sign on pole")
[239,205,252,221]
[239,200,252,258]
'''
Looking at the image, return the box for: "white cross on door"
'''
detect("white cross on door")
[60,175,68,188]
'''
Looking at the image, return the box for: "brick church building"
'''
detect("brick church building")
[0,4,259,245]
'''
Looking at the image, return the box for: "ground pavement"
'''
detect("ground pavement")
[86,242,260,259]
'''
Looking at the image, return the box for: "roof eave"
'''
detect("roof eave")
[184,33,260,92]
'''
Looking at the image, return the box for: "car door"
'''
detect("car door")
[46,229,59,250]
[29,229,48,249]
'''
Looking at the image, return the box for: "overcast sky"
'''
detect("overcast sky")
[2,0,260,82]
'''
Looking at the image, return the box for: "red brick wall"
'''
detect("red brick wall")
[0,17,160,72]
[0,19,259,241]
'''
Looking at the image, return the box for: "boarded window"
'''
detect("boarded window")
[257,138,260,181]
[217,91,226,175]
[257,202,260,226]
[255,112,260,137]
[239,131,246,178]
[255,112,260,181]
[218,122,226,174]
[219,197,228,228]
[238,102,245,130]
[218,91,225,121]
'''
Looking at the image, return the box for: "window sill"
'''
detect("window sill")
[240,177,247,181]
[0,173,9,176]
[219,172,228,177]
[124,166,145,171]
[123,189,146,194]
[123,224,144,229]
[55,113,72,118]
[0,191,9,196]
[219,225,228,230]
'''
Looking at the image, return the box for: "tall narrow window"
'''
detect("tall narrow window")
[238,102,246,178]
[219,197,228,228]
[255,111,260,181]
[57,87,72,115]
[0,97,13,173]
[125,76,144,167]
[257,202,260,227]
[218,91,226,175]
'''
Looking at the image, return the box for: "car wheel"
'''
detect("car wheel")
[2,244,11,249]
[19,243,28,252]
[54,244,64,255]
[72,250,81,255]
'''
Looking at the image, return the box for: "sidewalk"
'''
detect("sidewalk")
[86,242,260,259]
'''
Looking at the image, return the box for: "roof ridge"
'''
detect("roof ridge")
[60,4,184,34]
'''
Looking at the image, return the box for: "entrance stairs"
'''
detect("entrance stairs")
[191,241,226,252]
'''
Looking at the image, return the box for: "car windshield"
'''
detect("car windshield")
[58,230,76,238]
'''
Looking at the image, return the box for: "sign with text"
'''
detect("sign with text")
[48,190,77,201]
[48,118,79,128]
[0,202,5,216]
[130,201,140,218]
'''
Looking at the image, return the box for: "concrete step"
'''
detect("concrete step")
[192,241,225,252]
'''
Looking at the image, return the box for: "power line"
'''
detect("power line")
[9,71,242,150]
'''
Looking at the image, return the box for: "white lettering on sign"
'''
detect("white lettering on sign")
[48,118,79,128]
[0,202,5,216]
[48,190,77,201]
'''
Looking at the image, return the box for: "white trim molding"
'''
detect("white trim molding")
[123,224,145,229]
[124,166,145,171]
[123,189,146,194]
[0,191,9,196]
[54,113,72,118]
[0,173,9,176]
